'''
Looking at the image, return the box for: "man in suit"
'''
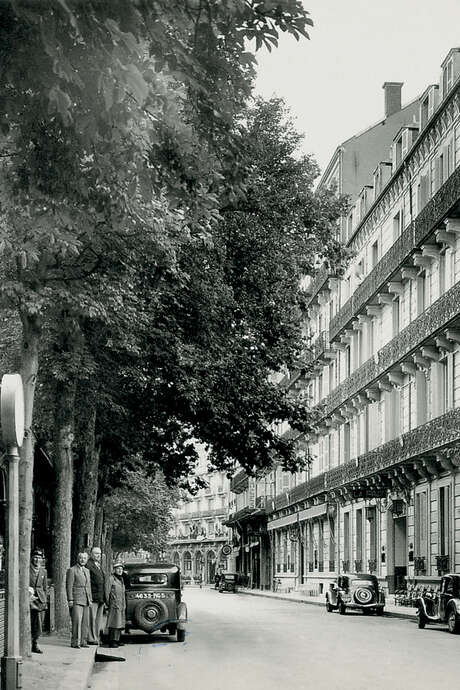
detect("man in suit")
[86,546,106,644]
[29,548,48,653]
[66,552,92,648]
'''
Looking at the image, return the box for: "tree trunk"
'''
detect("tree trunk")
[73,382,100,559]
[18,312,40,657]
[52,377,77,632]
[103,524,113,576]
[93,496,105,549]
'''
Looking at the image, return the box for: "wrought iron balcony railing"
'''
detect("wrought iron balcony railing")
[267,407,460,515]
[308,561,314,572]
[342,560,350,573]
[319,279,460,419]
[354,559,362,573]
[329,133,460,343]
[329,560,335,572]
[318,561,324,573]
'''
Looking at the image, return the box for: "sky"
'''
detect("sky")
[255,0,460,175]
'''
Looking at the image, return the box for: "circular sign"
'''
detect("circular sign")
[1,374,25,447]
[221,544,232,556]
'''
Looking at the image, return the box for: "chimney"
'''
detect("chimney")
[382,82,403,118]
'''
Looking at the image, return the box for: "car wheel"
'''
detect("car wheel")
[375,608,384,616]
[339,601,346,616]
[168,625,177,636]
[177,628,186,642]
[362,608,371,615]
[447,609,460,634]
[417,610,426,629]
[325,597,333,613]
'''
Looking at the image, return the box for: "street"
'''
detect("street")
[89,588,460,690]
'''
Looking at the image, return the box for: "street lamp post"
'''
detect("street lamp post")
[1,374,25,690]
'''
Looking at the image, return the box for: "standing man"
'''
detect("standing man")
[29,548,48,654]
[66,552,92,648]
[86,546,106,645]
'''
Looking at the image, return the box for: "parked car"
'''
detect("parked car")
[416,574,460,634]
[124,562,187,642]
[218,572,237,593]
[326,574,385,615]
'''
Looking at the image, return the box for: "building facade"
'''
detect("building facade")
[166,451,232,584]
[229,48,460,597]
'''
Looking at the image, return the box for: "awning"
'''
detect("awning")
[267,503,328,531]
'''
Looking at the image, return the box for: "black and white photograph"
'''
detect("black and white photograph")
[0,1,460,689]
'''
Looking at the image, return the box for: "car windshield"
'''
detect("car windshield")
[129,573,168,585]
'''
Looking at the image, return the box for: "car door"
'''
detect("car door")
[439,577,451,621]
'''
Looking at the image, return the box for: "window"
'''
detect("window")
[415,491,428,560]
[344,512,351,566]
[329,517,335,568]
[367,507,377,569]
[393,211,402,241]
[371,241,379,268]
[420,96,429,129]
[442,59,453,98]
[439,250,446,295]
[417,174,430,212]
[392,297,400,336]
[344,345,351,378]
[356,509,363,565]
[439,486,450,557]
[318,520,324,569]
[343,423,350,463]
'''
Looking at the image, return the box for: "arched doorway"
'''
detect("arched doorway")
[195,551,203,583]
[206,550,216,584]
[183,551,192,580]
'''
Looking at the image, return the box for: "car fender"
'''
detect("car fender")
[415,597,428,616]
[177,601,187,629]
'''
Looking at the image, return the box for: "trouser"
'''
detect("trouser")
[108,628,121,642]
[30,608,42,643]
[88,601,105,642]
[70,604,90,647]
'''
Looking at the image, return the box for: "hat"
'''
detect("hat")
[113,561,123,569]
[32,548,44,558]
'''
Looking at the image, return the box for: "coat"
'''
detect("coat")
[30,565,48,611]
[86,558,106,604]
[106,575,126,629]
[66,565,92,606]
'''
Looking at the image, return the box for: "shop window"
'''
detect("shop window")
[344,512,351,565]
[415,491,428,562]
[439,486,450,558]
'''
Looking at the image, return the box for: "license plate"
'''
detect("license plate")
[130,592,171,600]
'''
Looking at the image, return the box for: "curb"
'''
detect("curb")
[237,589,417,621]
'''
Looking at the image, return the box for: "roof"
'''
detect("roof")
[123,562,179,573]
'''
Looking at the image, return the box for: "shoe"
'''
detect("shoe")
[71,644,80,649]
[108,642,119,648]
[81,644,89,648]
[87,641,98,645]
[32,645,43,654]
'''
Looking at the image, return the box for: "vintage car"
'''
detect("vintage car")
[124,562,187,642]
[218,572,237,593]
[326,574,385,615]
[416,574,460,633]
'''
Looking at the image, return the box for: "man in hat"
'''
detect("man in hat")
[86,546,107,644]
[29,548,48,654]
[66,552,93,648]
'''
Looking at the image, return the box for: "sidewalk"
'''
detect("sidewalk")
[22,634,96,690]
[237,587,417,620]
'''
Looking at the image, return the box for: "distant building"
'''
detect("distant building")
[166,448,231,584]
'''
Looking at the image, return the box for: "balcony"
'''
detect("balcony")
[342,560,350,573]
[329,560,335,572]
[268,407,460,515]
[318,561,324,573]
[354,559,362,573]
[320,279,460,419]
[330,164,460,343]
[308,561,314,572]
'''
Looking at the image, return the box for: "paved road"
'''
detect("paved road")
[88,587,460,690]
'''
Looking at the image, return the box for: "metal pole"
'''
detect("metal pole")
[2,443,21,689]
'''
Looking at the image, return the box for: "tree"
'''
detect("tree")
[0,2,314,650]
[104,467,178,557]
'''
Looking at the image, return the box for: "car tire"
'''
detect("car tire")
[326,599,333,613]
[177,628,186,642]
[447,609,460,634]
[417,610,426,629]
[133,600,169,632]
[375,608,384,616]
[362,608,371,615]
[168,625,177,636]
[339,601,346,616]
